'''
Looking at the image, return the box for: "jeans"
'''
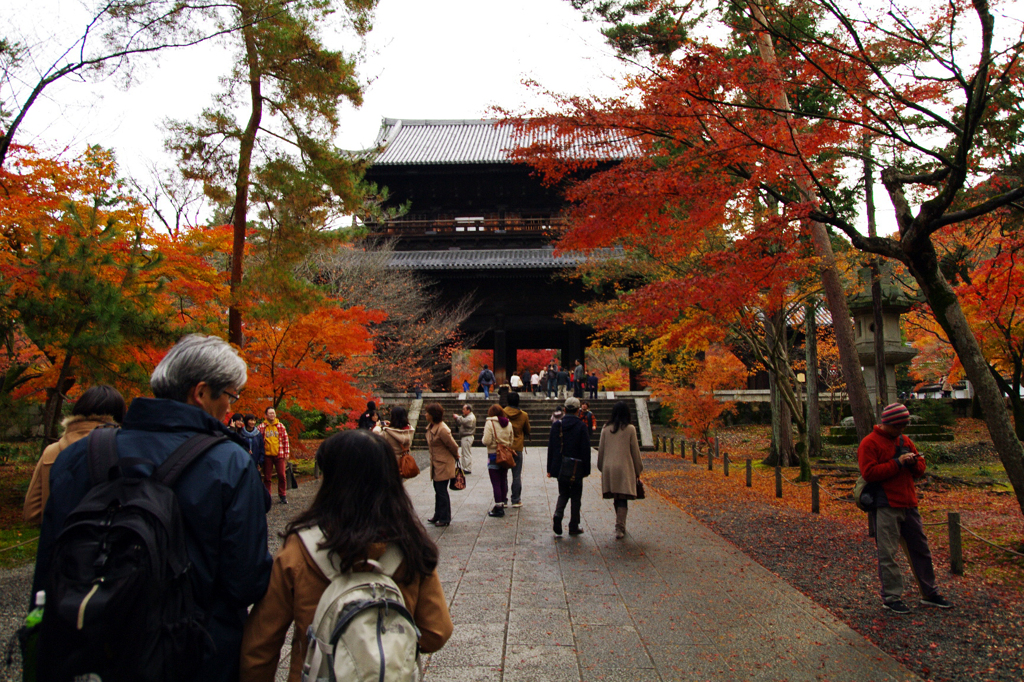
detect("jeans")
[263,455,287,497]
[873,506,938,602]
[554,477,584,529]
[460,436,474,472]
[483,385,491,399]
[433,479,451,523]
[488,467,508,504]
[510,449,524,504]
[547,380,557,398]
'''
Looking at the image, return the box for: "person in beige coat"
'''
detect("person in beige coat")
[424,402,460,526]
[596,401,644,539]
[23,385,125,525]
[240,430,453,681]
[380,405,414,466]
[481,404,514,517]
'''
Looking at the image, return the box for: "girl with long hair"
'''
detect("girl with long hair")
[240,430,453,681]
[481,403,514,518]
[596,400,644,539]
[381,405,414,466]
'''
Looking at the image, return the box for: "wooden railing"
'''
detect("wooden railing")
[367,216,566,236]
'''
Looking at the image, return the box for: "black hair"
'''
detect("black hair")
[230,413,244,422]
[72,385,126,423]
[389,406,409,429]
[286,430,438,583]
[506,391,520,407]
[244,414,257,423]
[608,400,632,433]
[366,400,377,412]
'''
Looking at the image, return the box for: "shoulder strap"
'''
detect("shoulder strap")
[298,527,404,580]
[87,427,121,487]
[155,433,229,487]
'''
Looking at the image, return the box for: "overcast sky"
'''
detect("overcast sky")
[8,0,631,177]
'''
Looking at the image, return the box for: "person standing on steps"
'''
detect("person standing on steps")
[478,365,495,399]
[587,371,599,400]
[546,364,558,399]
[453,404,477,475]
[597,401,643,539]
[531,371,540,395]
[546,397,592,536]
[858,402,953,614]
[556,366,570,401]
[482,404,514,518]
[424,402,459,527]
[261,406,290,505]
[573,359,585,398]
[502,392,531,508]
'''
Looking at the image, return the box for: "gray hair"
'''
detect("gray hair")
[150,334,247,403]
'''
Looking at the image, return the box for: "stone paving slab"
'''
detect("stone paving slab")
[407,445,918,682]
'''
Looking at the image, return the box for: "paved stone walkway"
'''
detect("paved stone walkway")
[406,446,918,682]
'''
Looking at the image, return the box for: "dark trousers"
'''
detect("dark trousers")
[554,477,584,530]
[589,386,597,399]
[547,380,557,398]
[488,467,508,504]
[510,450,524,504]
[263,455,287,497]
[873,506,938,602]
[433,479,452,523]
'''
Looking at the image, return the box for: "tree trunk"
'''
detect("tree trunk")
[747,0,874,440]
[228,17,264,346]
[41,352,76,450]
[805,300,822,460]
[765,312,795,466]
[908,243,1024,518]
[865,147,888,417]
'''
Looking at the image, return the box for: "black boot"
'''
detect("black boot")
[552,515,563,536]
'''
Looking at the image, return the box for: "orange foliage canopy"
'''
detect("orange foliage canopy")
[650,345,746,445]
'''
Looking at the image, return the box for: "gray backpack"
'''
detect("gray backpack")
[299,528,421,682]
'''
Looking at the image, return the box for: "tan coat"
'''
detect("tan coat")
[426,420,459,481]
[240,534,453,682]
[597,424,643,499]
[24,417,114,525]
[381,425,414,461]
[502,407,531,451]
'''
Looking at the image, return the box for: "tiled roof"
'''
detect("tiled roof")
[370,118,641,165]
[388,247,621,270]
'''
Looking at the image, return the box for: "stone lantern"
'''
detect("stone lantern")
[847,264,918,406]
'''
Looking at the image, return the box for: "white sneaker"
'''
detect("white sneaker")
[510,502,523,508]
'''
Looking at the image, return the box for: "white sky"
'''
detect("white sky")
[7,0,631,176]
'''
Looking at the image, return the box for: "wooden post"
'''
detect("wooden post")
[745,458,752,487]
[775,465,783,498]
[811,476,820,514]
[724,453,730,477]
[670,438,675,456]
[692,441,698,464]
[715,435,720,462]
[707,444,713,471]
[948,512,964,575]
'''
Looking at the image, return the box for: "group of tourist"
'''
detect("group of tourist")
[465,362,601,400]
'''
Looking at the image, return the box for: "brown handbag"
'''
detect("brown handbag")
[398,448,419,479]
[495,442,517,470]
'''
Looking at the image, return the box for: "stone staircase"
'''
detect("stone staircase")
[377,391,655,451]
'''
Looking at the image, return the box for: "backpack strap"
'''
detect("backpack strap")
[87,426,121,486]
[298,527,405,580]
[155,433,229,487]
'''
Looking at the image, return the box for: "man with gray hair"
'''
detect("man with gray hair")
[453,403,476,474]
[32,334,272,682]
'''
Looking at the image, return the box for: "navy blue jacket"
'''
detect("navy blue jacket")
[547,414,592,478]
[33,398,273,682]
[240,425,265,467]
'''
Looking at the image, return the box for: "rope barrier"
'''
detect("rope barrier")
[0,537,39,554]
[958,522,1024,559]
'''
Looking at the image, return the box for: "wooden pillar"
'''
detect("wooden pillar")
[493,314,507,385]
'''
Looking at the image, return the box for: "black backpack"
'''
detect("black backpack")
[37,428,225,682]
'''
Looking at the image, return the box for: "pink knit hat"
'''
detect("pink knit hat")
[881,403,911,426]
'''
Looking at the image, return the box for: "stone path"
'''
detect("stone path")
[406,445,918,682]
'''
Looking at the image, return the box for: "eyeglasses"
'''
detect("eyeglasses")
[223,390,241,404]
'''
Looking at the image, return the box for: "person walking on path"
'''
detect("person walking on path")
[556,366,571,401]
[573,359,585,398]
[261,406,291,505]
[859,402,953,614]
[503,392,531,508]
[381,406,415,467]
[479,365,496,399]
[547,397,592,536]
[587,371,599,399]
[239,430,453,681]
[424,402,460,527]
[31,334,271,682]
[597,401,644,539]
[24,384,126,526]
[452,404,477,474]
[482,404,514,517]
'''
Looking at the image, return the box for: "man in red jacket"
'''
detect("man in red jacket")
[858,403,952,614]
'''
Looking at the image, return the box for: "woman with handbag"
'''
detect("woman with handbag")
[424,402,460,526]
[382,406,418,479]
[596,401,644,539]
[481,404,514,518]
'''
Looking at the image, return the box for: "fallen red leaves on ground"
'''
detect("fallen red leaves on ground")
[643,429,1024,681]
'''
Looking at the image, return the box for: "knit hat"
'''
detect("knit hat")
[881,403,911,427]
